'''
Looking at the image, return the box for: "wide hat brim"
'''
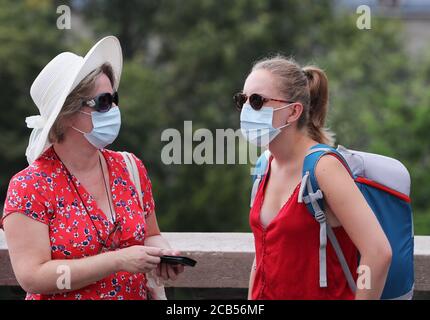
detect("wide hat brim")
[25,36,123,165]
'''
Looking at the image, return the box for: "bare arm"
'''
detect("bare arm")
[3,213,163,295]
[316,156,392,300]
[144,211,171,249]
[144,211,184,281]
[248,257,256,300]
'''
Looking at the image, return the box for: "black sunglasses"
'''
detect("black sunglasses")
[233,92,293,111]
[82,92,119,112]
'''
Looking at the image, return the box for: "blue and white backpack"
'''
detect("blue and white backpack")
[250,143,414,299]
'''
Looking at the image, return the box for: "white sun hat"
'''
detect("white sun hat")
[25,35,123,165]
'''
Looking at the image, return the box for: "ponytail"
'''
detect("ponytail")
[302,66,335,146]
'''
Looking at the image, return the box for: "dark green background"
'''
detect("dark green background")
[0,1,429,234]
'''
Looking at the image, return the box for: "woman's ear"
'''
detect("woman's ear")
[286,102,303,124]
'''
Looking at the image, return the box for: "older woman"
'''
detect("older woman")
[1,36,183,300]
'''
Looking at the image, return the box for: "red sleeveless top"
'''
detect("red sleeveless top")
[249,156,358,300]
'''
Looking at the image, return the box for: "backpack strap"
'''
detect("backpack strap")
[250,150,271,208]
[248,145,357,293]
[298,144,357,293]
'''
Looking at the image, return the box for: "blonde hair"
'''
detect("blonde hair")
[48,63,115,143]
[252,55,335,146]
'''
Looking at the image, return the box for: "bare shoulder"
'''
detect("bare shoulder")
[314,154,354,188]
[313,155,359,227]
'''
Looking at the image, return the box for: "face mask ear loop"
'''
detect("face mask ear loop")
[273,102,296,112]
[273,102,295,130]
[72,110,92,134]
[277,122,291,130]
[71,126,87,135]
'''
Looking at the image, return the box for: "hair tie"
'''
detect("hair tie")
[302,69,308,78]
[303,69,313,81]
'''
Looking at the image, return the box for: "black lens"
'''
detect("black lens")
[97,93,113,112]
[113,92,119,105]
[249,94,264,110]
[233,93,247,110]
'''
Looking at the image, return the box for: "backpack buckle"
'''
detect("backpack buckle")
[315,210,326,223]
[303,189,323,205]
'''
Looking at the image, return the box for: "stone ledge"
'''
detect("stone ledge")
[1,231,429,291]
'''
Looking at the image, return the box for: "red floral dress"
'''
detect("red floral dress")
[1,145,155,300]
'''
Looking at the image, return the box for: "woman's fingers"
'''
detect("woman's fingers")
[143,261,158,271]
[145,246,164,257]
[167,265,178,280]
[141,247,186,280]
[145,254,161,265]
[155,264,162,277]
[161,249,181,256]
[176,264,185,274]
[161,262,169,281]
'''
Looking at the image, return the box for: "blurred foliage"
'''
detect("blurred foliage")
[0,0,64,189]
[0,0,429,234]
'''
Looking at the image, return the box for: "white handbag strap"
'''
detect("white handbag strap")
[119,151,167,300]
[120,151,143,209]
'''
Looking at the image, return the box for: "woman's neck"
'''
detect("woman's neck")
[268,127,317,168]
[53,136,100,173]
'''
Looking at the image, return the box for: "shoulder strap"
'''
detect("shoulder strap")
[120,151,143,209]
[299,144,353,212]
[298,143,357,293]
[119,151,167,300]
[250,150,271,208]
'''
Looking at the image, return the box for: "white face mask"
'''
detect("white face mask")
[240,103,293,147]
[72,106,121,149]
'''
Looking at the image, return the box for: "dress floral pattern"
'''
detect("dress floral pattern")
[1,145,155,300]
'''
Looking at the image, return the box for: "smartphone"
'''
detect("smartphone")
[160,255,197,267]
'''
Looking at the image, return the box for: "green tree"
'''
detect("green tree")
[76,0,430,233]
[0,0,65,197]
[320,15,430,233]
[2,0,429,234]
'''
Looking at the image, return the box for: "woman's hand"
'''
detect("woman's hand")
[144,213,185,281]
[155,249,185,281]
[116,245,164,274]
